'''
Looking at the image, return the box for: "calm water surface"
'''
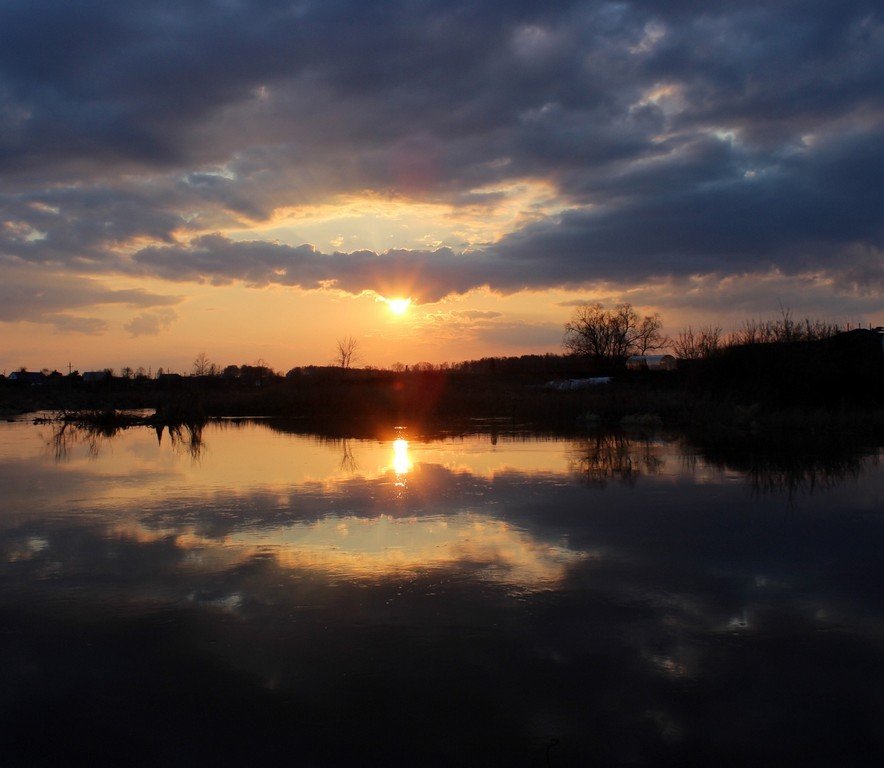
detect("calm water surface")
[1,419,882,766]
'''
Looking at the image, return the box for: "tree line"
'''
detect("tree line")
[5,307,870,383]
[562,303,860,364]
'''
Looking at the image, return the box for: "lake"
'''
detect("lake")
[1,418,882,766]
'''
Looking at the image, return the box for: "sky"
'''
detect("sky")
[1,0,882,373]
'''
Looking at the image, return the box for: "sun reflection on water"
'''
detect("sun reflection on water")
[391,438,412,480]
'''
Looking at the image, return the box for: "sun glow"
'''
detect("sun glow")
[391,439,412,476]
[385,297,412,316]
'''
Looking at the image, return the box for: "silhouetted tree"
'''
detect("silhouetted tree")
[192,352,213,376]
[335,336,360,369]
[563,303,667,363]
[674,325,723,359]
[729,308,843,346]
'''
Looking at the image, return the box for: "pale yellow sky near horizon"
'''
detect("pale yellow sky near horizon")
[4,273,878,376]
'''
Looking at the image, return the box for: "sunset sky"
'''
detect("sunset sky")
[1,0,882,374]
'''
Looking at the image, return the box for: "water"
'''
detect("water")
[1,419,881,766]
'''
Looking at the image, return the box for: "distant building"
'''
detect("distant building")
[833,327,884,355]
[626,355,677,371]
[82,370,110,383]
[8,371,46,384]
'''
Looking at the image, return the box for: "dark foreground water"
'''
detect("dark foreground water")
[1,418,881,766]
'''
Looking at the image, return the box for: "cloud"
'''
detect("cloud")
[130,236,495,301]
[47,314,108,335]
[0,261,182,330]
[618,271,884,321]
[0,1,880,321]
[450,310,503,321]
[473,320,565,349]
[125,220,881,316]
[124,308,178,337]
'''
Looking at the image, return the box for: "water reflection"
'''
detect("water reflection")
[338,439,357,472]
[688,430,877,498]
[391,438,411,476]
[230,512,586,588]
[34,418,881,503]
[155,422,206,460]
[47,416,205,461]
[568,432,666,487]
[2,420,881,766]
[390,437,411,493]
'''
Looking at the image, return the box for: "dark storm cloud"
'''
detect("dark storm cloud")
[0,1,882,309]
[131,236,493,301]
[489,127,884,286]
[1,185,184,267]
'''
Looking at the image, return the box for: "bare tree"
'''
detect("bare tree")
[633,313,668,355]
[728,307,843,346]
[673,325,723,359]
[563,303,667,363]
[192,352,213,376]
[335,336,360,369]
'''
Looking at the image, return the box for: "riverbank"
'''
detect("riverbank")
[5,369,883,449]
[5,329,881,435]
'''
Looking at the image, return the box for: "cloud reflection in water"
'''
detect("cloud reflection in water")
[1,420,881,766]
[229,512,588,589]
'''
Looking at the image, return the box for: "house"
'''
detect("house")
[626,355,678,371]
[8,370,46,384]
[82,370,110,383]
[833,327,884,355]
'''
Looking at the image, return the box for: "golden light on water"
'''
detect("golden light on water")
[391,438,412,476]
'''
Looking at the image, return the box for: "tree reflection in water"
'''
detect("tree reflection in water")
[685,435,878,499]
[568,429,876,497]
[43,415,878,498]
[47,416,205,461]
[338,439,358,473]
[159,423,205,460]
[568,432,665,487]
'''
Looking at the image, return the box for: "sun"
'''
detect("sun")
[385,297,412,316]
